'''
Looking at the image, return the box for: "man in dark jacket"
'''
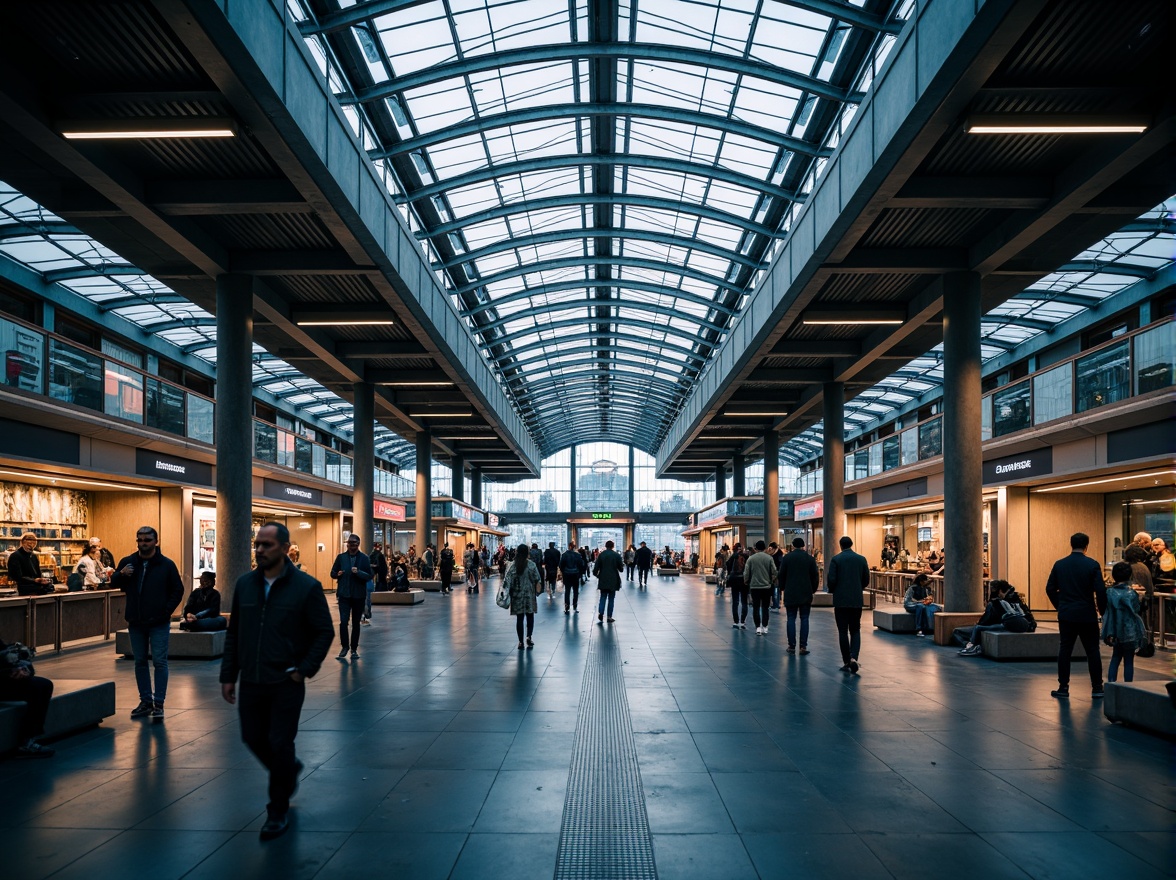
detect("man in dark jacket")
[560,539,585,614]
[366,544,389,622]
[634,541,654,588]
[330,535,372,659]
[111,526,184,719]
[779,538,820,654]
[7,532,53,595]
[180,571,226,631]
[827,536,870,673]
[221,521,333,841]
[1045,532,1107,699]
[542,542,562,599]
[593,540,624,622]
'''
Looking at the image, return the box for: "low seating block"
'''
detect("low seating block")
[980,630,1086,660]
[873,605,918,633]
[1103,680,1176,736]
[812,592,833,607]
[115,628,226,659]
[704,574,717,584]
[657,567,680,577]
[415,580,443,592]
[0,679,115,751]
[933,612,981,646]
[371,589,425,605]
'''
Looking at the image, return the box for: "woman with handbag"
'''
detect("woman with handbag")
[902,573,941,637]
[501,543,540,650]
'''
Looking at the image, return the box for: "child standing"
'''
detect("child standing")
[1102,561,1147,683]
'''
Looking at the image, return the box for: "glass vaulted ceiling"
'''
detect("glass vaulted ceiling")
[297,0,911,456]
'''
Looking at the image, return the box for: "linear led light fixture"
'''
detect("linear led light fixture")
[374,380,454,387]
[1030,470,1174,493]
[965,114,1149,135]
[292,309,395,327]
[803,309,904,326]
[61,117,238,139]
[723,411,789,417]
[410,410,474,418]
[0,469,156,492]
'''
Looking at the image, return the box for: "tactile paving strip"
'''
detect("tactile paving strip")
[554,629,658,879]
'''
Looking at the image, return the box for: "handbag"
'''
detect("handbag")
[495,587,510,609]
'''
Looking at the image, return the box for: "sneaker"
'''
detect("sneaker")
[732,622,740,628]
[916,630,925,637]
[350,651,359,660]
[786,646,795,654]
[130,700,154,719]
[598,614,604,623]
[573,607,578,613]
[755,626,763,635]
[564,607,569,614]
[151,703,164,720]
[360,618,370,626]
[260,810,289,841]
[1091,688,1105,699]
[762,627,768,635]
[840,664,851,672]
[336,649,347,660]
[606,618,615,623]
[16,740,54,758]
[739,622,746,629]
[848,658,860,674]
[960,645,982,657]
[799,647,810,655]
[957,645,975,655]
[1050,688,1069,699]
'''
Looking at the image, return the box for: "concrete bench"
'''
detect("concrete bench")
[811,592,876,609]
[933,612,982,645]
[0,679,116,751]
[115,628,226,659]
[371,589,425,605]
[704,574,717,584]
[415,580,444,592]
[979,630,1087,661]
[873,605,918,633]
[657,567,680,577]
[1103,681,1176,736]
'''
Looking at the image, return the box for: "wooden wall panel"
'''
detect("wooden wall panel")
[1027,493,1105,616]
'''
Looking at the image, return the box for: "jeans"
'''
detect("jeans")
[515,613,534,643]
[751,588,772,627]
[730,585,749,623]
[238,678,306,814]
[968,622,1005,645]
[1108,641,1136,682]
[637,567,650,586]
[785,603,811,648]
[771,585,781,609]
[127,622,171,704]
[0,674,53,740]
[440,569,453,592]
[338,598,364,652]
[834,607,862,665]
[625,563,635,579]
[365,581,375,618]
[905,601,940,632]
[598,590,616,617]
[564,577,580,610]
[1057,620,1103,689]
[180,616,227,632]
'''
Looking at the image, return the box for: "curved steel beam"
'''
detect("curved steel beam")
[378,103,829,162]
[43,264,146,283]
[96,294,189,311]
[499,348,700,383]
[432,227,759,270]
[496,330,704,363]
[0,220,82,240]
[462,278,738,321]
[405,154,797,205]
[345,43,861,106]
[486,314,712,355]
[499,354,694,386]
[148,317,218,333]
[472,299,728,335]
[425,192,773,240]
[1056,260,1156,279]
[510,372,688,401]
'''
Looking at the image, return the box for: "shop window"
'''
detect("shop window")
[900,427,918,466]
[1134,321,1174,394]
[1032,364,1072,425]
[0,316,43,392]
[882,435,900,471]
[340,454,353,487]
[1083,317,1132,349]
[295,436,313,474]
[276,430,295,469]
[313,444,326,478]
[868,442,882,476]
[254,421,277,463]
[980,394,992,440]
[1075,341,1130,412]
[918,417,941,459]
[146,378,185,435]
[101,337,144,369]
[325,449,342,483]
[104,361,144,422]
[48,339,103,411]
[187,393,214,444]
[992,380,1030,437]
[853,449,869,481]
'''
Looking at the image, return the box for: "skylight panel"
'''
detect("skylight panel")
[717,135,776,177]
[403,88,472,135]
[376,11,456,75]
[732,79,801,128]
[622,168,706,202]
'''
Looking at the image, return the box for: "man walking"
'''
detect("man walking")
[1045,532,1107,699]
[768,541,784,610]
[364,542,388,625]
[634,541,654,588]
[827,536,870,674]
[561,539,586,614]
[745,541,776,635]
[780,538,819,654]
[330,535,372,659]
[542,541,562,600]
[111,526,184,719]
[593,540,624,622]
[221,521,334,840]
[727,543,750,629]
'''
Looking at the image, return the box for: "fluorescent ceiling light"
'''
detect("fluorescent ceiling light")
[411,411,474,418]
[965,115,1148,135]
[723,411,789,417]
[292,309,396,327]
[803,309,904,326]
[295,319,396,326]
[0,469,156,492]
[61,117,238,139]
[1031,470,1175,493]
[375,381,454,387]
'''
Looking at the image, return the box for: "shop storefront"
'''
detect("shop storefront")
[372,498,407,554]
[687,498,800,567]
[404,498,503,568]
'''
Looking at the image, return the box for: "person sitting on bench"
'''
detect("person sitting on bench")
[957,580,1035,656]
[179,572,227,631]
[0,638,55,757]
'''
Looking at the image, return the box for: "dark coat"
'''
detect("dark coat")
[369,550,389,586]
[560,549,585,584]
[220,560,334,685]
[634,545,654,570]
[779,549,820,606]
[1045,551,1107,623]
[330,551,372,600]
[112,551,184,626]
[543,546,562,580]
[594,549,624,592]
[827,548,870,608]
[7,546,51,595]
[183,586,221,619]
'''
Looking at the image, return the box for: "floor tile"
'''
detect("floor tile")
[651,833,759,879]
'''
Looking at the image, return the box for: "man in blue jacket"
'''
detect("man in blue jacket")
[221,521,334,840]
[330,535,372,660]
[111,526,184,720]
[827,536,870,674]
[1045,532,1107,699]
[560,539,586,614]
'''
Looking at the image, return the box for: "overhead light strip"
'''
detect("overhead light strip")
[61,117,238,140]
[965,114,1149,135]
[1030,470,1175,493]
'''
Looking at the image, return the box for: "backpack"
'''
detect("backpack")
[998,598,1035,633]
[67,567,84,591]
[730,553,747,582]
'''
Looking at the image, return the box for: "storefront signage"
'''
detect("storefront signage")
[263,478,323,506]
[794,499,823,521]
[591,512,613,520]
[373,499,406,521]
[487,513,500,529]
[135,449,212,485]
[983,448,1052,485]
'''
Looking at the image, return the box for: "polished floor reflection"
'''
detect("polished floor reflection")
[3,576,1172,879]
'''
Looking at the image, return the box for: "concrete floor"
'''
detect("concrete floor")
[3,574,1172,879]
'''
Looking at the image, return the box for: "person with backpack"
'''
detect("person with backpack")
[726,543,749,629]
[957,580,1035,656]
[438,544,456,595]
[420,544,435,580]
[560,539,586,614]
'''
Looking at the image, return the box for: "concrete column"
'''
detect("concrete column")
[415,429,432,555]
[450,454,465,502]
[943,272,984,612]
[822,382,845,583]
[214,274,254,606]
[715,464,726,501]
[763,430,779,547]
[351,381,374,551]
[732,454,745,496]
[470,467,482,510]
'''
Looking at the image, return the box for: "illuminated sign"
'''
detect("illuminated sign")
[794,499,823,521]
[591,512,613,520]
[373,500,406,521]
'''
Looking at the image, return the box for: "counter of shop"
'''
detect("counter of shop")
[0,589,126,653]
